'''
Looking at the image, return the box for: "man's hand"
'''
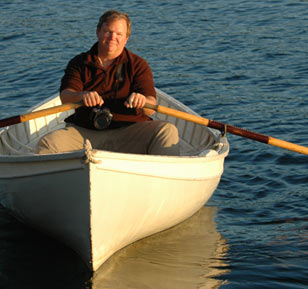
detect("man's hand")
[125,93,156,116]
[124,92,146,109]
[60,89,103,107]
[81,91,104,107]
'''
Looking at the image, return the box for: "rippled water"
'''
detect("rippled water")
[1,0,308,288]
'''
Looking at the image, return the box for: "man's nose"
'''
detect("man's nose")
[109,32,117,40]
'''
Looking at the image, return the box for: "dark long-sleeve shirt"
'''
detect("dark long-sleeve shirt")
[60,42,156,129]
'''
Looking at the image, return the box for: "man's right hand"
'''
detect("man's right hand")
[60,89,104,107]
[81,91,104,107]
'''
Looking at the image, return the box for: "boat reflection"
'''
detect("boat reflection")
[91,206,229,289]
[0,205,229,289]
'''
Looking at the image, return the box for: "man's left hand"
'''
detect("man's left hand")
[124,92,146,109]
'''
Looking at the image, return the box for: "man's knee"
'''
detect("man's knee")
[156,121,179,143]
[35,133,58,154]
[35,126,84,154]
[149,121,179,155]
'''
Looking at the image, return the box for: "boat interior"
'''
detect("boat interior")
[0,89,222,157]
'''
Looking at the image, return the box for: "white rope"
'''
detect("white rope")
[84,139,101,164]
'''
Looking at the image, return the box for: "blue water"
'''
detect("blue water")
[1,0,308,288]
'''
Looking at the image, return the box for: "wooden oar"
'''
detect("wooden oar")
[0,102,83,128]
[1,101,307,155]
[144,103,308,155]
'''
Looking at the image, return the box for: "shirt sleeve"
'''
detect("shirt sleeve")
[59,55,85,93]
[130,56,156,98]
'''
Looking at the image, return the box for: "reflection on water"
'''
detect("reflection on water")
[91,206,229,289]
[0,205,229,289]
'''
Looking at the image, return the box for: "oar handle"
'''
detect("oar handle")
[0,102,83,128]
[145,103,308,155]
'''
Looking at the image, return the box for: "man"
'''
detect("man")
[36,10,179,155]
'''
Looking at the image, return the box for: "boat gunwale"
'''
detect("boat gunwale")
[0,149,86,163]
[0,141,228,164]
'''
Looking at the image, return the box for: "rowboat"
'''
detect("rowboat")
[0,88,229,271]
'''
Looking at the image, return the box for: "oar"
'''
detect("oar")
[0,102,83,128]
[1,101,307,155]
[144,103,308,155]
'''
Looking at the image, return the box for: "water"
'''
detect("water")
[0,0,308,288]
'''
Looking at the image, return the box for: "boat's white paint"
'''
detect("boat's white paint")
[0,88,229,271]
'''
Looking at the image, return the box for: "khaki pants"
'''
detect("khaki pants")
[36,120,179,156]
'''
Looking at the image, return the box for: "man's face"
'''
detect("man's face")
[97,18,128,58]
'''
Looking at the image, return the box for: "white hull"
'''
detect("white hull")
[0,88,229,271]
